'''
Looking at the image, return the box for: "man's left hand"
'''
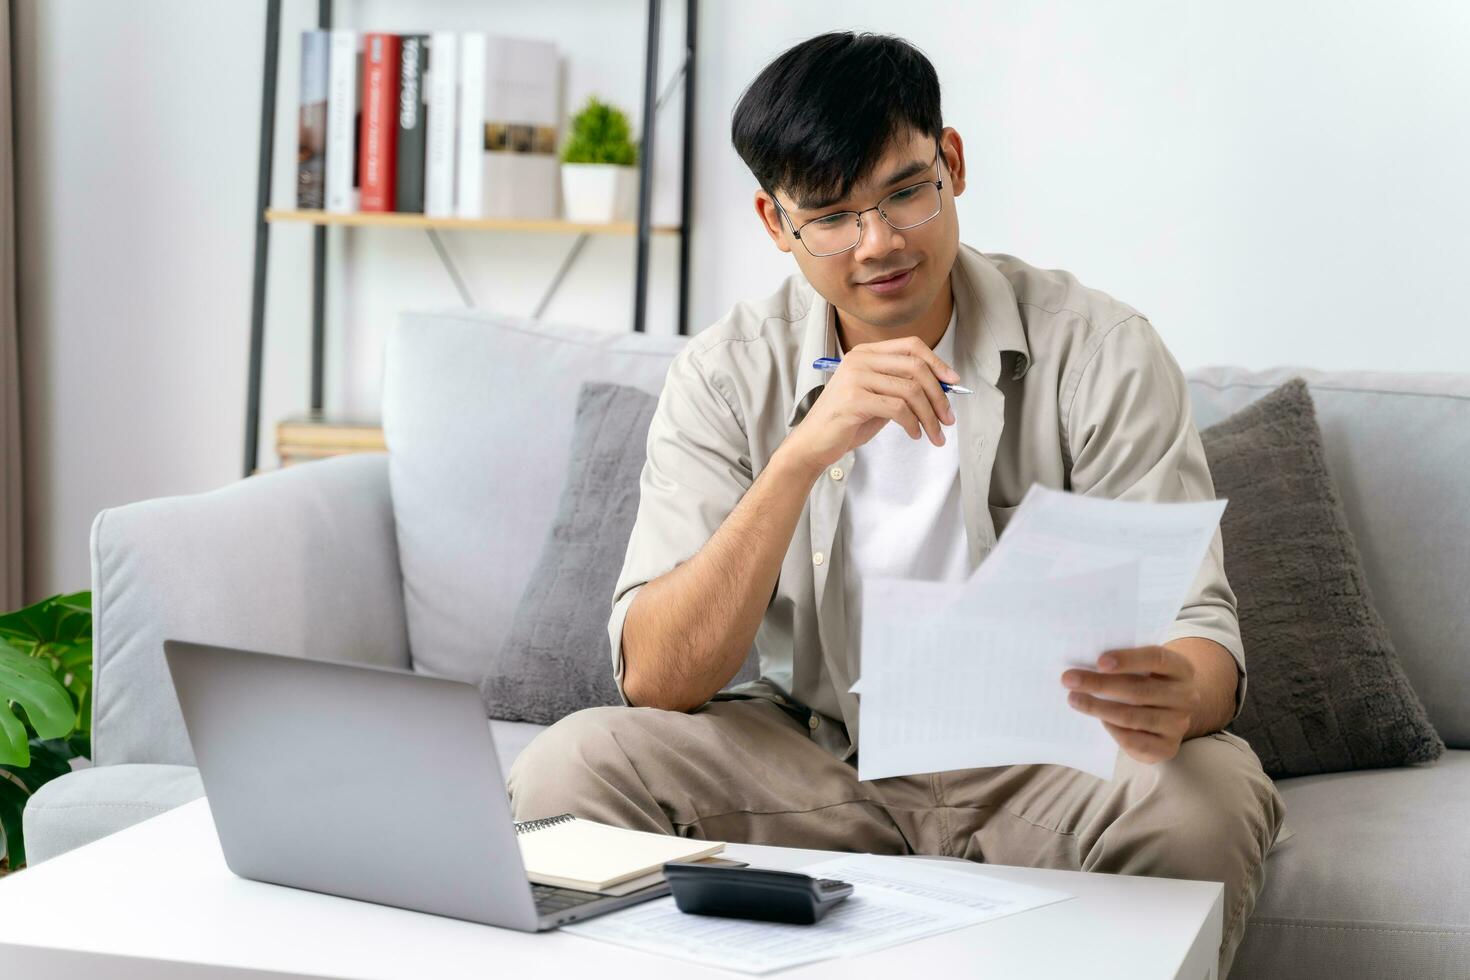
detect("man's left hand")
[1062,645,1203,764]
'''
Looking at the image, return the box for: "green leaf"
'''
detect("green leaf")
[3,738,75,790]
[73,683,92,744]
[0,707,26,768]
[0,591,92,647]
[0,643,75,743]
[0,592,91,767]
[57,643,92,674]
[0,772,29,868]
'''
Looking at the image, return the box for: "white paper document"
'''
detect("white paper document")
[970,485,1229,644]
[854,485,1226,782]
[562,853,1071,974]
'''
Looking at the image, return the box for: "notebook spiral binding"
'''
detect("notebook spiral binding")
[513,812,577,836]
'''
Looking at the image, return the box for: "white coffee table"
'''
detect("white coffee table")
[0,798,1221,979]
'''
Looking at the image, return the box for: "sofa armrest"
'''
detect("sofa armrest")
[90,453,409,767]
[22,764,205,865]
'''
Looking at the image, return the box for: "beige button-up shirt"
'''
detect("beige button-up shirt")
[609,244,1245,762]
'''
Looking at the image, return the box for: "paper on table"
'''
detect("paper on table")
[562,852,1071,975]
[798,853,1071,915]
[856,563,1139,781]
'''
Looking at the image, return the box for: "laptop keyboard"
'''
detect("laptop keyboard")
[532,883,605,915]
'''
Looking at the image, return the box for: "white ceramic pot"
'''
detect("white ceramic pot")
[560,163,637,223]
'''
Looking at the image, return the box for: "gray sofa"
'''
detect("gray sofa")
[25,309,1470,979]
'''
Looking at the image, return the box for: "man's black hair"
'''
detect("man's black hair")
[731,31,943,213]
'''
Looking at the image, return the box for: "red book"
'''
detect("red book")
[358,33,401,212]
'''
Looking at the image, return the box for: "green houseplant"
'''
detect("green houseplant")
[0,591,93,873]
[560,96,640,223]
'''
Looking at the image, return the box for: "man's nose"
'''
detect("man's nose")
[853,208,906,263]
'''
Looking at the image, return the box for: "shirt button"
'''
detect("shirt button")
[813,551,824,566]
[808,715,821,730]
[829,466,844,481]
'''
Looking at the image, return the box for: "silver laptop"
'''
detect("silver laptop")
[164,638,668,931]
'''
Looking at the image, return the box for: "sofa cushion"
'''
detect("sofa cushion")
[1187,368,1470,748]
[1199,379,1443,777]
[1234,751,1470,980]
[479,382,659,723]
[383,312,687,685]
[21,764,206,866]
[480,382,760,725]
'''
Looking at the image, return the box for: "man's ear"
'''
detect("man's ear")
[753,190,793,253]
[940,127,966,198]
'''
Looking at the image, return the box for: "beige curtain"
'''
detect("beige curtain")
[0,7,20,611]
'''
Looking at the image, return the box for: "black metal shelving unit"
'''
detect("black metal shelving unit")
[243,0,696,477]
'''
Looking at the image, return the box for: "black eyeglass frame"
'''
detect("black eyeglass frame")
[769,144,947,258]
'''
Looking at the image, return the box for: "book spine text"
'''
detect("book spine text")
[325,30,359,213]
[359,32,401,212]
[424,33,458,218]
[395,35,428,214]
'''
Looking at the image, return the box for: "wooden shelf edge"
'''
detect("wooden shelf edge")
[264,208,681,236]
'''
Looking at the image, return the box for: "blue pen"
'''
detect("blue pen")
[811,357,973,394]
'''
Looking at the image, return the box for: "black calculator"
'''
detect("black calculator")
[663,862,854,924]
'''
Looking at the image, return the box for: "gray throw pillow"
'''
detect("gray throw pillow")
[1201,378,1444,778]
[480,381,758,725]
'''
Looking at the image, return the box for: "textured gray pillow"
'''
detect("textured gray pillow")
[1201,378,1444,778]
[481,381,757,724]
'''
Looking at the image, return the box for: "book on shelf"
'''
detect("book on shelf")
[297,30,328,209]
[454,32,487,219]
[325,30,360,213]
[480,36,560,221]
[395,35,428,213]
[359,32,401,212]
[293,30,563,222]
[423,32,459,218]
[276,416,385,468]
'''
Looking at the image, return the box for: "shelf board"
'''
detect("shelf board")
[265,209,680,236]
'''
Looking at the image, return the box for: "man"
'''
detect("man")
[511,31,1283,976]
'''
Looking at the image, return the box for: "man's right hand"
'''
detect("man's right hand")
[785,335,960,472]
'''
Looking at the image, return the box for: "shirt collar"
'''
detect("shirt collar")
[786,246,1031,430]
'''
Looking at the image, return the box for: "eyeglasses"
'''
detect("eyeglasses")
[772,147,946,258]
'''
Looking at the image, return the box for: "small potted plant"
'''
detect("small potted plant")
[560,96,639,223]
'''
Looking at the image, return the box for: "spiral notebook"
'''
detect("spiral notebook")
[515,813,726,892]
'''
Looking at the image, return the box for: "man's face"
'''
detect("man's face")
[756,126,965,330]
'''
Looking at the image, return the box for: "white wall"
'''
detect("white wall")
[695,1,1470,372]
[16,0,1470,600]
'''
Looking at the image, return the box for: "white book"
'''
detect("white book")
[484,36,559,127]
[455,32,487,219]
[481,153,557,219]
[479,36,560,219]
[324,29,359,214]
[423,32,458,219]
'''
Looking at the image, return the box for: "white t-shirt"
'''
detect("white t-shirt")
[837,307,971,667]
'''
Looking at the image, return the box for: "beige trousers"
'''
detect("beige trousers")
[508,699,1285,978]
